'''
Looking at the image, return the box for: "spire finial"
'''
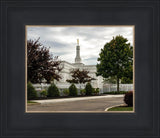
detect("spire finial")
[77,39,79,45]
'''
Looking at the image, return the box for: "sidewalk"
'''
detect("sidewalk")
[31,95,124,104]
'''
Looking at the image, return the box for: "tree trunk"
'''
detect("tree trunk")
[117,77,119,92]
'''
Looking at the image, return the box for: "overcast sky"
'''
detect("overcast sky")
[27,26,134,65]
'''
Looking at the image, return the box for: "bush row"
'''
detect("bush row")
[27,82,133,107]
[27,82,99,100]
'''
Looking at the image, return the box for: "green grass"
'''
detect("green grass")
[108,106,133,111]
[27,101,37,104]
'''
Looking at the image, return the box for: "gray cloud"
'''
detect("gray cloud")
[27,26,134,65]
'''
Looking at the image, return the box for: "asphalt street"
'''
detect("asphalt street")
[27,95,124,112]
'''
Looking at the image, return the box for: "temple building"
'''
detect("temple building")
[33,39,133,94]
[55,39,104,93]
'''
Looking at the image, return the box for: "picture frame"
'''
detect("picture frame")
[0,0,159,137]
[25,25,135,113]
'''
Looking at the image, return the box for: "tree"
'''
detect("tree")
[121,77,133,84]
[69,84,78,96]
[27,38,63,83]
[47,83,60,97]
[66,69,95,89]
[103,76,117,84]
[96,35,133,92]
[85,82,93,96]
[27,81,37,100]
[121,65,133,84]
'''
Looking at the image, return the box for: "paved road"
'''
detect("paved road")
[27,95,124,112]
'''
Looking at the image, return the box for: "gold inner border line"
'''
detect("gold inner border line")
[25,25,135,113]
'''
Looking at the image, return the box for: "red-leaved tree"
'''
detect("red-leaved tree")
[27,38,63,83]
[66,69,95,89]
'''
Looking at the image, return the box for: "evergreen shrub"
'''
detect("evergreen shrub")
[27,81,37,100]
[47,83,60,97]
[69,84,78,96]
[85,83,93,96]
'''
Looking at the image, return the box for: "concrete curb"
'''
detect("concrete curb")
[27,103,41,106]
[104,104,126,111]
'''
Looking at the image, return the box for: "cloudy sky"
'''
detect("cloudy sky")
[27,26,134,65]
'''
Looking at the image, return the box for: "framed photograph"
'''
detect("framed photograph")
[26,25,135,113]
[1,0,159,138]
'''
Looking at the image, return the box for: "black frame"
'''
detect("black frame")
[0,0,160,138]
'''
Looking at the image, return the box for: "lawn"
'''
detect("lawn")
[108,106,133,111]
[27,101,37,104]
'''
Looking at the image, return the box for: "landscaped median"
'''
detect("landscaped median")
[27,100,39,105]
[106,91,133,112]
[106,105,133,111]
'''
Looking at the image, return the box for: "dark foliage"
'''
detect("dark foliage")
[66,69,95,84]
[124,91,133,106]
[97,35,133,92]
[69,84,78,96]
[27,81,37,100]
[62,89,69,96]
[80,89,86,96]
[47,83,60,97]
[27,38,63,83]
[94,88,100,95]
[40,90,47,97]
[85,83,93,96]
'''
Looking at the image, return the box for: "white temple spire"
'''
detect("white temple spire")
[75,39,81,63]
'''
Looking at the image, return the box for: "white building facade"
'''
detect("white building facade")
[54,39,104,93]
